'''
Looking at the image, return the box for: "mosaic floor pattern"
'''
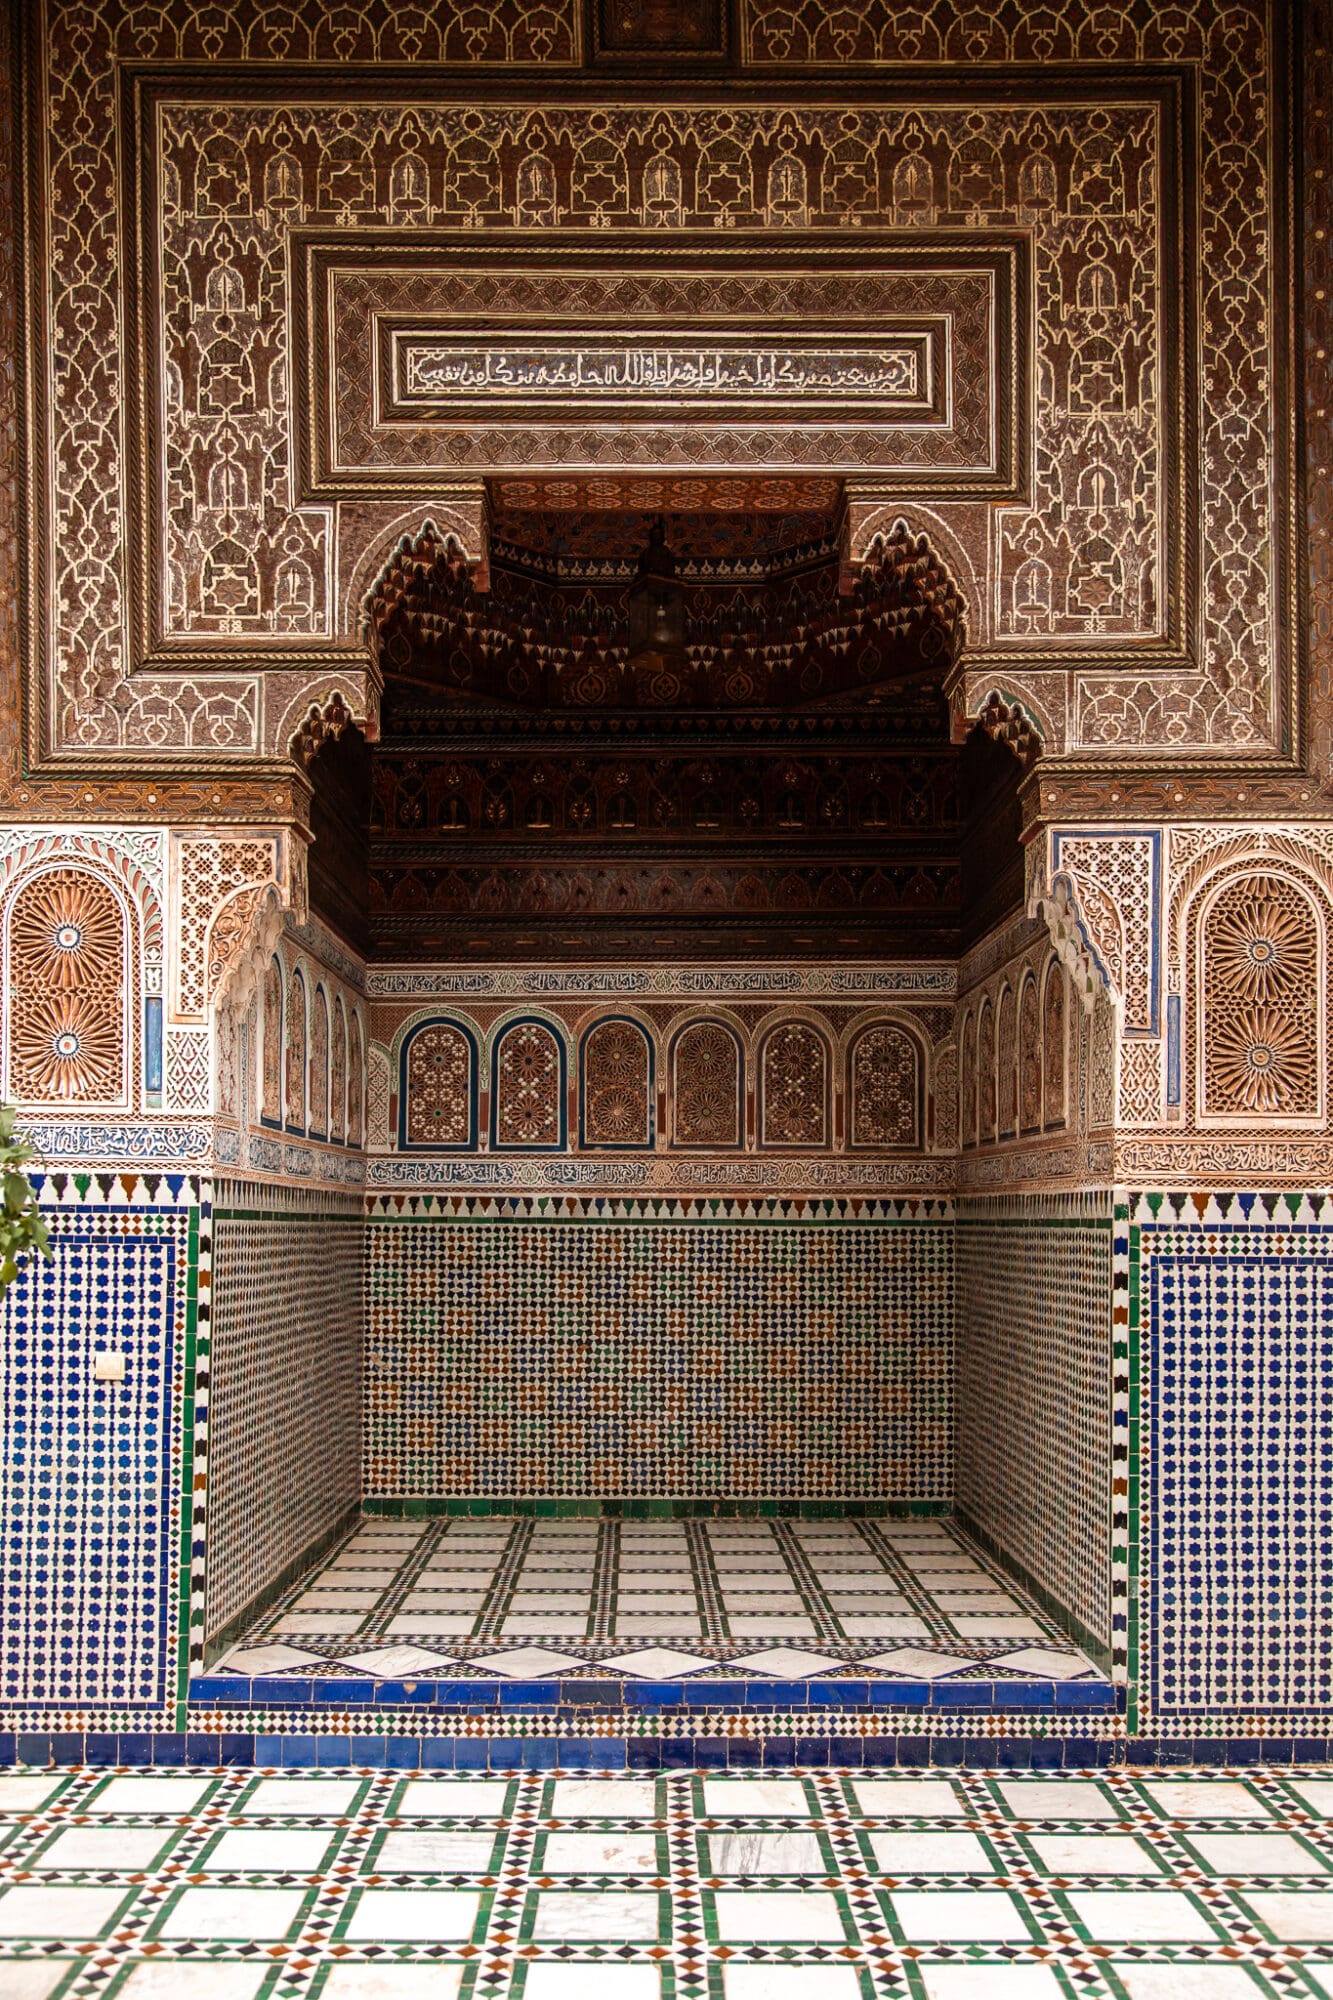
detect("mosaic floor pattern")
[213,1516,1099,1684]
[2,1767,1333,1997]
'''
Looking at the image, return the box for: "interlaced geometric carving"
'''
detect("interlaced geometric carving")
[581,1018,652,1148]
[308,984,329,1136]
[330,995,347,1142]
[348,1011,364,1145]
[959,1009,976,1147]
[1019,974,1041,1132]
[285,968,307,1130]
[1118,1037,1161,1125]
[932,1039,958,1152]
[759,1022,828,1147]
[1042,962,1067,1129]
[261,955,283,1124]
[6,869,127,1104]
[848,1022,919,1149]
[175,837,277,1021]
[1200,873,1321,1121]
[671,1020,742,1148]
[1054,833,1156,1031]
[976,995,996,1142]
[493,1019,564,1148]
[1089,993,1116,1129]
[996,985,1017,1137]
[404,1020,475,1148]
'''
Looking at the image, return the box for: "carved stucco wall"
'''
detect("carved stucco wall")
[2,0,1309,779]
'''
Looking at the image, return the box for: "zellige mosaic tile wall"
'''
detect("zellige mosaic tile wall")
[956,1194,1114,1661]
[364,1199,953,1500]
[1132,1192,1333,1736]
[0,1177,200,1714]
[205,1185,364,1651]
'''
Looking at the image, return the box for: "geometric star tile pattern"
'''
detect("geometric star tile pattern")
[212,1513,1096,1681]
[1,1766,1332,1996]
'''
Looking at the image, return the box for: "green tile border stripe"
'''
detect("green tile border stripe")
[362,1496,954,1520]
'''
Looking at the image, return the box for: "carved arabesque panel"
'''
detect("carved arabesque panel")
[1041,959,1068,1131]
[1198,872,1323,1126]
[348,1011,365,1146]
[308,984,329,1136]
[5,868,131,1106]
[492,1019,565,1149]
[581,1018,653,1149]
[285,968,307,1130]
[1019,974,1040,1133]
[260,955,283,1124]
[759,1021,829,1148]
[848,1022,920,1150]
[403,1020,476,1148]
[671,1019,743,1149]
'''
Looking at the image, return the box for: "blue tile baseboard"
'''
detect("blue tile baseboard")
[187,1672,1119,1714]
[6,1728,1330,1769]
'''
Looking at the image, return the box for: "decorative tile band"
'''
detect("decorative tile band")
[368,964,957,1000]
[365,1192,954,1222]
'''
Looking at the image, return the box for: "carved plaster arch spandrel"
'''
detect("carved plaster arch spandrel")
[955,686,1046,768]
[342,501,487,638]
[1028,872,1111,1018]
[172,831,288,1024]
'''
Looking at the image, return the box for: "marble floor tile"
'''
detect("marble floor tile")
[1064,1890,1219,1940]
[158,1887,306,1939]
[541,1832,662,1873]
[711,1890,847,1941]
[549,1780,660,1818]
[529,1891,663,1940]
[202,1827,335,1871]
[343,1889,482,1939]
[869,1831,993,1872]
[706,1831,827,1873]
[888,1890,1030,1941]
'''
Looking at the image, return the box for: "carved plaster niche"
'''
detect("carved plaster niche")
[1027,871,1110,1019]
[209,881,286,1123]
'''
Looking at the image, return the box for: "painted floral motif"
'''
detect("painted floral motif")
[7,869,127,1103]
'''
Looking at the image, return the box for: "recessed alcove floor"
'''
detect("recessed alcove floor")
[206,1513,1101,1689]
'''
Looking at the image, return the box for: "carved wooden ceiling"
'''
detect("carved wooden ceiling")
[338,490,1011,961]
